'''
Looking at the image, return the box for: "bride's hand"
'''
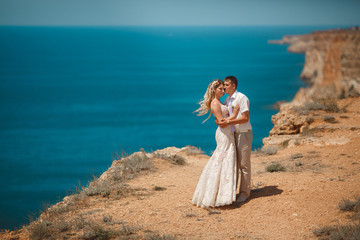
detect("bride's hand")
[232,104,240,115]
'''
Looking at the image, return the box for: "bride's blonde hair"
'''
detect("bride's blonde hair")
[194,79,224,123]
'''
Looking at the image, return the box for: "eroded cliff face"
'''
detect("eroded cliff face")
[266,28,360,145]
[263,96,360,148]
[271,27,360,104]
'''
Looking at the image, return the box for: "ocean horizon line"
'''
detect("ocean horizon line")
[0,24,353,28]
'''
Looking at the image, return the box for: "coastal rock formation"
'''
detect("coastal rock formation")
[270,27,360,103]
[268,106,310,136]
[264,27,360,150]
[98,146,194,183]
[263,96,360,150]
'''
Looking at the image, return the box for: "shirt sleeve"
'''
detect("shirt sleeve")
[239,96,249,113]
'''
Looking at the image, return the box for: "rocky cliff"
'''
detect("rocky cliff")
[270,27,360,104]
[263,96,359,148]
[264,27,360,147]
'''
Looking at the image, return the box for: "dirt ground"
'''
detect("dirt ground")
[107,144,360,239]
[2,97,360,240]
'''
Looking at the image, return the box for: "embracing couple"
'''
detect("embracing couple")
[192,76,253,207]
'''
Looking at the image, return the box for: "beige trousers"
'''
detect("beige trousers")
[234,130,253,198]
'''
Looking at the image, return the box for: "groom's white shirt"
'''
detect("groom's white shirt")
[224,90,252,132]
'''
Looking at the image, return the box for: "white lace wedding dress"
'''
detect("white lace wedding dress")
[192,105,237,207]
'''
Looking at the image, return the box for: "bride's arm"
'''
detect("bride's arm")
[214,104,239,125]
[216,104,240,128]
[226,104,240,120]
[210,100,225,122]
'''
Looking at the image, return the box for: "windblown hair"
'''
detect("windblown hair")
[194,79,224,123]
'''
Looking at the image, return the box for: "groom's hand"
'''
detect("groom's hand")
[218,119,228,128]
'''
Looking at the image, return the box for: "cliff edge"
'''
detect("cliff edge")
[270,27,360,105]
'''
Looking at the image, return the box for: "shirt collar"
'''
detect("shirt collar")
[229,90,239,99]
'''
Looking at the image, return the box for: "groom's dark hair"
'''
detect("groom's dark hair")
[224,76,238,88]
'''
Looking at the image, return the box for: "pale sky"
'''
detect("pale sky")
[0,0,360,26]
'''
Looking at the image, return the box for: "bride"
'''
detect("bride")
[192,79,239,207]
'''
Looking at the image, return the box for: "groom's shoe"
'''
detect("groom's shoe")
[236,194,247,203]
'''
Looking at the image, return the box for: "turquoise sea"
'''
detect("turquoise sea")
[0,26,341,229]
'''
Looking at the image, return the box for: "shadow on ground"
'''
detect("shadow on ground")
[218,185,283,210]
[249,185,283,199]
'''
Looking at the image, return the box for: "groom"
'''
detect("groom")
[218,76,253,203]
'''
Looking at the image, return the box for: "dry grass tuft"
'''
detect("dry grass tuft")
[153,152,186,165]
[28,221,54,240]
[338,196,360,220]
[312,224,360,240]
[261,146,278,155]
[84,180,111,197]
[28,218,72,240]
[301,98,341,112]
[339,198,359,212]
[265,162,286,172]
[81,222,114,240]
[153,186,167,191]
[117,223,141,236]
[291,153,303,160]
[313,196,360,239]
[102,214,113,224]
[182,146,205,155]
[205,208,221,215]
[112,151,154,181]
[116,184,135,197]
[184,209,197,218]
[47,204,69,215]
[323,115,338,123]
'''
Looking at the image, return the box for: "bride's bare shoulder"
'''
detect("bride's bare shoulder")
[210,99,221,108]
[210,100,222,115]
